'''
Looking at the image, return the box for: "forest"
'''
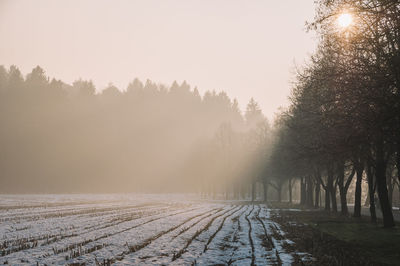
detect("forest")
[0,64,271,195]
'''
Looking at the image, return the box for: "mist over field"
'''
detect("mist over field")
[0,70,267,193]
[0,0,316,194]
[1,0,400,265]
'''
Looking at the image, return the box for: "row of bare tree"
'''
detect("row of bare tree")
[265,0,400,228]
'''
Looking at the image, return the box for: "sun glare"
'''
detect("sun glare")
[337,13,353,28]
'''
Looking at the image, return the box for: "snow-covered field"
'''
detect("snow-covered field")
[0,194,309,265]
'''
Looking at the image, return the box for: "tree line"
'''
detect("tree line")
[0,64,270,194]
[268,0,400,228]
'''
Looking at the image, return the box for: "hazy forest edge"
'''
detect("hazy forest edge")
[0,64,271,195]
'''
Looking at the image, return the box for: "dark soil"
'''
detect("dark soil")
[267,203,400,266]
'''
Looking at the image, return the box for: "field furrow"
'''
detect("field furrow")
[0,195,308,265]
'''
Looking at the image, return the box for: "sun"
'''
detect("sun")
[337,13,353,28]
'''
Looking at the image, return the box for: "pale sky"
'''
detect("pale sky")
[0,0,317,120]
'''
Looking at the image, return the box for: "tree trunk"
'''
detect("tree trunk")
[364,187,370,206]
[387,169,394,208]
[375,140,395,228]
[353,160,364,218]
[318,169,330,211]
[300,177,306,205]
[315,179,320,208]
[339,188,348,215]
[337,163,348,215]
[331,186,337,212]
[251,182,256,202]
[338,161,356,216]
[398,183,400,205]
[263,182,268,202]
[277,183,282,203]
[309,177,314,207]
[327,168,337,213]
[324,186,331,211]
[306,176,314,207]
[288,178,293,204]
[366,161,377,224]
[397,140,400,184]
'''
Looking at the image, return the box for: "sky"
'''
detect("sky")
[0,0,317,120]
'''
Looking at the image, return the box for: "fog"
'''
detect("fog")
[0,66,272,193]
[0,0,316,194]
[1,1,399,264]
[0,0,317,121]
